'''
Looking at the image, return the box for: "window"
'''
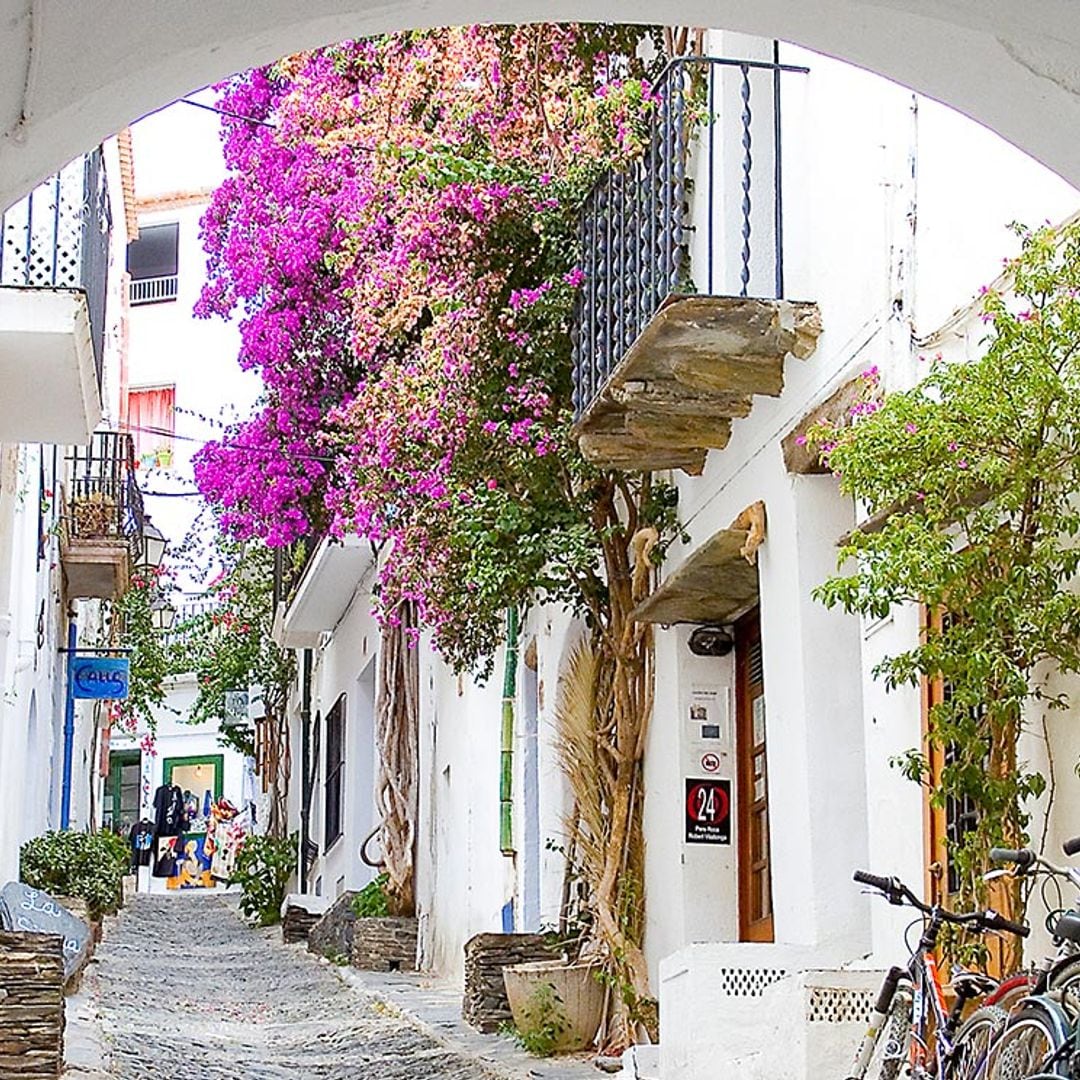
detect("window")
[127,222,179,304]
[324,695,346,848]
[126,384,176,468]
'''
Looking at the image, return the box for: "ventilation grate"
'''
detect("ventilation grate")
[806,987,875,1024]
[716,967,789,997]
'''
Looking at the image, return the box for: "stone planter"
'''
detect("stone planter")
[0,931,65,1078]
[503,959,604,1054]
[351,916,417,972]
[462,932,553,1033]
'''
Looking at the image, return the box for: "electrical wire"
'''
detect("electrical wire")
[178,97,277,129]
[117,420,335,464]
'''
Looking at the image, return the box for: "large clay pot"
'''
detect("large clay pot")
[502,959,604,1053]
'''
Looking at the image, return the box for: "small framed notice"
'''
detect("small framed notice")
[685,778,731,845]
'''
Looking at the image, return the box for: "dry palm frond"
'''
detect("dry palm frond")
[555,640,606,898]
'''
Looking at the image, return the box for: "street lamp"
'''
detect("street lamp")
[140,518,167,570]
[150,596,177,632]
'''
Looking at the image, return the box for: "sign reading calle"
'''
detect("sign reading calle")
[71,656,129,700]
[685,777,731,845]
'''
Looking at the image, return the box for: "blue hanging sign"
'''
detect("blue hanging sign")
[71,656,130,700]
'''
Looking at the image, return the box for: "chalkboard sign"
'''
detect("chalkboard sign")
[0,881,91,979]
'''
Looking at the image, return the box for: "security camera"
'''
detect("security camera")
[688,625,734,657]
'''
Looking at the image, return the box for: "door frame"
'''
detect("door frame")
[105,749,141,834]
[736,606,774,942]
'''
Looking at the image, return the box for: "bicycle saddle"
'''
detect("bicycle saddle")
[949,969,998,997]
[1054,911,1080,944]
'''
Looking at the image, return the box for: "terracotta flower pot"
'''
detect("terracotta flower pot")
[502,958,604,1053]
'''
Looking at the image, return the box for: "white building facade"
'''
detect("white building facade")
[268,29,1080,1080]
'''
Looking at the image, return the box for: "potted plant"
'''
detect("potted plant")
[502,956,605,1055]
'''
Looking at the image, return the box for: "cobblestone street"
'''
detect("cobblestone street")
[85,895,491,1079]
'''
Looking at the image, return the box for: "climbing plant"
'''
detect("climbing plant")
[810,221,1080,962]
[193,25,693,1046]
[111,566,171,736]
[169,540,295,838]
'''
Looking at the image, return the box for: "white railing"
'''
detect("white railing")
[129,274,178,305]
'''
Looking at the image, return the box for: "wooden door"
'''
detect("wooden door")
[737,608,774,942]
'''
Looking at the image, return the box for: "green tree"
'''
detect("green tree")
[811,222,1080,958]
[170,540,295,837]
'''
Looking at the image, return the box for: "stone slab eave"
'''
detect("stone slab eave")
[632,525,761,626]
[574,293,821,474]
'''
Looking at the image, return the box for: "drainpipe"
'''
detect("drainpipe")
[60,616,77,829]
[500,608,519,856]
[299,648,313,892]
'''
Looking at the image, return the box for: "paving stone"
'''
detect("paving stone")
[83,894,498,1079]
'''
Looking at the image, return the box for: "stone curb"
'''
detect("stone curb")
[313,951,599,1080]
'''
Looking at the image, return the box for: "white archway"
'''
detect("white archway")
[1,1,1080,210]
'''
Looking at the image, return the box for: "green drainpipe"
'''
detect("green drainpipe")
[500,607,519,856]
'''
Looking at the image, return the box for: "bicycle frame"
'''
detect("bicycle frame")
[847,917,967,1080]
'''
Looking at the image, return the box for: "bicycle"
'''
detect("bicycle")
[983,842,1080,1013]
[846,869,1047,1080]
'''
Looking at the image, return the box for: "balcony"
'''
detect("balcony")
[272,533,375,648]
[571,57,821,475]
[61,432,144,599]
[0,150,110,444]
[129,275,178,306]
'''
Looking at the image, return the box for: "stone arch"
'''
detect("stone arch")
[1,2,1080,210]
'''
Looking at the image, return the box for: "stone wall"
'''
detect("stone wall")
[282,905,322,944]
[351,917,417,972]
[307,891,358,961]
[0,931,65,1078]
[462,933,553,1033]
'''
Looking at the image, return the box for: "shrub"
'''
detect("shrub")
[20,830,129,918]
[229,832,296,926]
[350,872,390,918]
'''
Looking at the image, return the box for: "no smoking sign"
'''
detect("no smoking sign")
[685,778,731,845]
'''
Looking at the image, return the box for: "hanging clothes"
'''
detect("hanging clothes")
[153,835,181,878]
[128,819,154,872]
[152,783,186,836]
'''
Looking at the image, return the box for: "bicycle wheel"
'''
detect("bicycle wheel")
[949,1006,1010,1080]
[985,1003,1070,1080]
[1046,954,1080,1014]
[864,987,913,1080]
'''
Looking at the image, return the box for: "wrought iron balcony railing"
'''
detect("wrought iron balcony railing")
[0,149,111,386]
[65,431,145,559]
[571,55,808,422]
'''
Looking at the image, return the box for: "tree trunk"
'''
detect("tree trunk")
[376,603,420,915]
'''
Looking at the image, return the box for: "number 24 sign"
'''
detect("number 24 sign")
[685,778,731,844]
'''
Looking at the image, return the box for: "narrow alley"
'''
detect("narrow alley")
[84,896,485,1079]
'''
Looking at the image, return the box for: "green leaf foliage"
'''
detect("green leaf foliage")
[810,221,1080,928]
[20,830,129,919]
[229,832,297,926]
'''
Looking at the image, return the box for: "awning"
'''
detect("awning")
[632,510,763,625]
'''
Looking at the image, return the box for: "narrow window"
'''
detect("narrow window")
[324,695,346,848]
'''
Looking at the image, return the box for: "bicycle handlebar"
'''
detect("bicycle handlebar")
[852,870,1029,936]
[852,870,895,894]
[981,909,1031,938]
[990,847,1037,871]
[1064,836,1080,858]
